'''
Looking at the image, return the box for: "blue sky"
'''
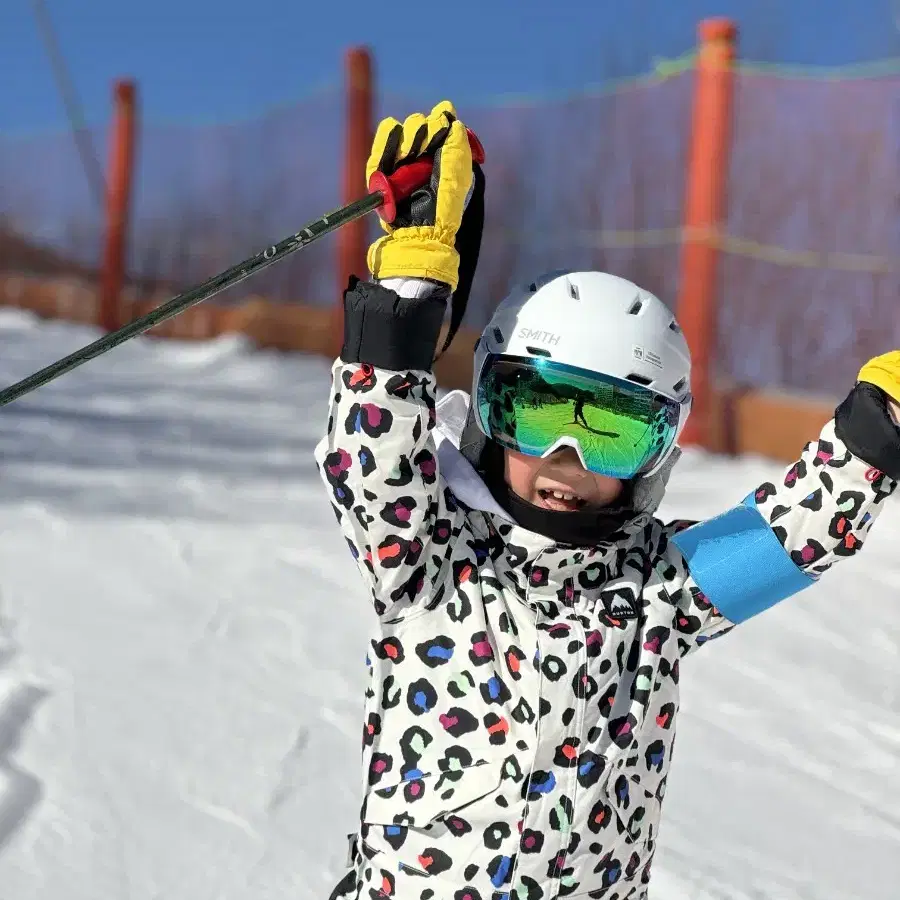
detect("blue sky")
[3,0,898,133]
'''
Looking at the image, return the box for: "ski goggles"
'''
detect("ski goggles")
[474,354,684,480]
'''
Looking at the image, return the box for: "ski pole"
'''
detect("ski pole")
[0,130,485,408]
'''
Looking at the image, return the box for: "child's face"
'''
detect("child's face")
[504,447,624,512]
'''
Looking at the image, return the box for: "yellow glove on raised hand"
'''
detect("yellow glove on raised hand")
[858,351,900,422]
[859,351,900,400]
[365,101,475,289]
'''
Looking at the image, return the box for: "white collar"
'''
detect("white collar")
[433,390,512,521]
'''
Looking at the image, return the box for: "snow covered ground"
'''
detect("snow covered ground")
[0,310,896,900]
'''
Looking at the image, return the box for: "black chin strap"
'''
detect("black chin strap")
[489,479,636,548]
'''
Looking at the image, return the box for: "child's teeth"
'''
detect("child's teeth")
[551,491,575,500]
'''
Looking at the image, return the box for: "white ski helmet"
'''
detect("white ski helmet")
[471,270,692,478]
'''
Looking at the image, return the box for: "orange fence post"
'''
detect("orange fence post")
[99,79,137,333]
[334,46,374,357]
[676,19,738,449]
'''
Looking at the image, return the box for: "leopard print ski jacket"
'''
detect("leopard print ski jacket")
[315,356,895,900]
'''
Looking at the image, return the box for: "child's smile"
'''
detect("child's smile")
[535,483,589,512]
[505,447,625,511]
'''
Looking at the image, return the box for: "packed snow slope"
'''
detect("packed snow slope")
[0,311,896,900]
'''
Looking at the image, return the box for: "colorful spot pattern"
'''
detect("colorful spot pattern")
[315,361,895,900]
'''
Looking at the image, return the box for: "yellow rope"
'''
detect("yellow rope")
[708,231,895,273]
[735,57,900,80]
[531,226,896,273]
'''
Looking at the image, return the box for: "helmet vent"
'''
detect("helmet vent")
[668,319,682,333]
[626,372,653,386]
[672,376,687,393]
[492,327,504,344]
[626,296,644,315]
[567,280,579,300]
[526,346,552,358]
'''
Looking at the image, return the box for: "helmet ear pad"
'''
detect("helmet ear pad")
[459,400,491,473]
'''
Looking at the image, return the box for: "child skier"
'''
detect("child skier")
[316,102,900,900]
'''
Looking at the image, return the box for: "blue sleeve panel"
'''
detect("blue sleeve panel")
[670,493,817,624]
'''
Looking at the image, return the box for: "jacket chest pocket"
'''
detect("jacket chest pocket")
[360,761,521,891]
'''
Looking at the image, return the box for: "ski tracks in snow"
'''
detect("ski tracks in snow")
[0,600,48,855]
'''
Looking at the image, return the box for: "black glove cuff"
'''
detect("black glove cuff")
[834,381,900,479]
[340,277,447,372]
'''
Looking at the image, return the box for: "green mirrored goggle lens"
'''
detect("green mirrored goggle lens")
[476,355,680,479]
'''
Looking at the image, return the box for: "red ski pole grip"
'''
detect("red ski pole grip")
[368,127,485,224]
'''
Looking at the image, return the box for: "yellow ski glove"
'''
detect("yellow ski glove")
[365,101,476,289]
[858,351,900,422]
[859,351,900,400]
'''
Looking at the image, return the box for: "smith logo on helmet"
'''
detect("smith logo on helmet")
[518,328,561,346]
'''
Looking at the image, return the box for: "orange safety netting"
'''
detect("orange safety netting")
[1,62,897,396]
